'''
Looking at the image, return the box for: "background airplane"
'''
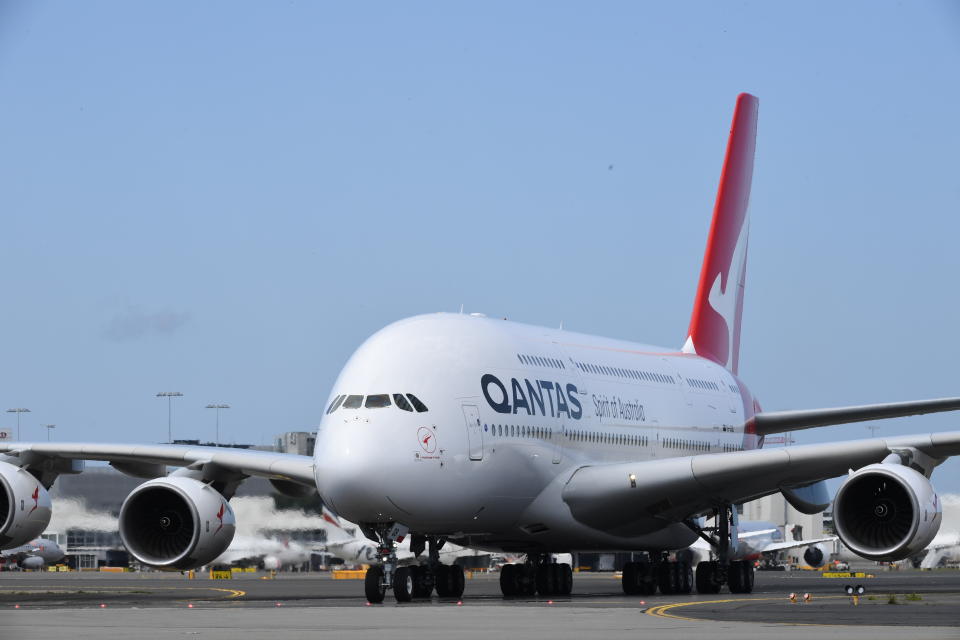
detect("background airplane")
[685,520,835,569]
[0,537,65,570]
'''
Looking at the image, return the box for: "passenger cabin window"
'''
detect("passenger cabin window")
[365,394,391,409]
[342,395,364,409]
[393,394,413,412]
[407,394,428,413]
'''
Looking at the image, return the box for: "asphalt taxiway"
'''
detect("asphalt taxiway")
[1,569,957,640]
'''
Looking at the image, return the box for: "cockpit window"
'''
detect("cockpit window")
[406,394,428,412]
[342,395,363,409]
[393,394,413,412]
[326,395,345,414]
[365,394,391,409]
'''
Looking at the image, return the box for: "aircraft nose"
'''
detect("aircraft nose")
[314,420,397,521]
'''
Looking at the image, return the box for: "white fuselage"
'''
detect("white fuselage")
[314,313,759,553]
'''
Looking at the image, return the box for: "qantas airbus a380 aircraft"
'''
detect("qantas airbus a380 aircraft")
[2,93,960,603]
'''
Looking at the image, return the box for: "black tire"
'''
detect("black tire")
[638,562,657,595]
[364,566,386,603]
[436,565,452,597]
[548,564,562,595]
[622,562,640,595]
[678,562,693,594]
[728,561,746,594]
[735,561,753,594]
[657,562,676,595]
[449,564,465,598]
[535,564,549,595]
[411,565,433,598]
[560,563,573,595]
[393,566,414,602]
[499,564,518,597]
[521,564,537,596]
[695,561,721,594]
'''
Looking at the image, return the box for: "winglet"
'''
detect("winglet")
[683,93,759,374]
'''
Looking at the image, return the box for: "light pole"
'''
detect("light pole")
[156,392,183,443]
[43,424,56,441]
[6,408,31,440]
[205,404,230,446]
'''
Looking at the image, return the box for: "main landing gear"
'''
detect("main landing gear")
[499,555,573,597]
[363,526,466,604]
[685,503,754,595]
[621,555,694,595]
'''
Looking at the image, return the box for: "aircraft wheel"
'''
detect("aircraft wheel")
[411,565,433,598]
[393,566,414,602]
[499,563,519,597]
[560,563,573,595]
[364,566,386,603]
[728,561,753,594]
[657,562,678,595]
[436,565,452,597]
[695,561,721,594]
[678,562,694,594]
[449,564,465,598]
[535,564,549,595]
[622,562,641,595]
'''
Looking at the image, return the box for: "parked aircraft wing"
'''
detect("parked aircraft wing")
[0,442,315,487]
[561,431,960,535]
[751,397,960,436]
[760,536,836,554]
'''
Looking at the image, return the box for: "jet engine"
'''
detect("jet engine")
[833,462,941,561]
[0,461,52,549]
[119,476,236,570]
[803,543,829,567]
[20,556,45,570]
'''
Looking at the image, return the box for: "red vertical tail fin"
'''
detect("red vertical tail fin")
[682,93,758,374]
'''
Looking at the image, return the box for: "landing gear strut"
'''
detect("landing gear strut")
[500,554,572,597]
[685,504,753,595]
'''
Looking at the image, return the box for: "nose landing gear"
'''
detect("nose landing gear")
[363,526,466,603]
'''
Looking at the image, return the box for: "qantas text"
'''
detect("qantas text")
[481,374,583,419]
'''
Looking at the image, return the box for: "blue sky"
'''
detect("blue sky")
[1,2,959,490]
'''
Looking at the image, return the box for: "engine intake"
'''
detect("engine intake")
[0,461,52,549]
[833,462,941,561]
[119,476,235,570]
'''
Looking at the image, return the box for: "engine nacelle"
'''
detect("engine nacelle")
[119,476,236,570]
[803,543,829,567]
[0,461,52,550]
[833,462,941,561]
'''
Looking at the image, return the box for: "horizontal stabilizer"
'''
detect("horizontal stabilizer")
[751,397,960,436]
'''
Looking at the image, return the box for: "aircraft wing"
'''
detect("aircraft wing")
[561,431,960,535]
[760,536,836,554]
[751,397,960,435]
[0,442,315,487]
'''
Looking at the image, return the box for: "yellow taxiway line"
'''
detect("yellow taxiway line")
[646,595,849,622]
[0,586,246,599]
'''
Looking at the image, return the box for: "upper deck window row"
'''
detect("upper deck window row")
[325,393,429,414]
[574,361,675,385]
[688,378,720,392]
[517,354,565,370]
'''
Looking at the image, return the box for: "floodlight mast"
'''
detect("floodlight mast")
[156,392,183,443]
[205,403,230,446]
[6,408,31,440]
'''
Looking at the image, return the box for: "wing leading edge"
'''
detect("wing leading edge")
[750,397,960,436]
[0,442,315,487]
